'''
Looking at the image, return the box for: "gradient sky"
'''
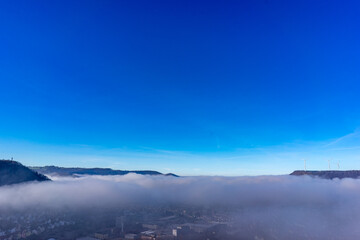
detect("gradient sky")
[1,0,360,175]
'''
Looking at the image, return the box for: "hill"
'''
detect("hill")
[0,160,50,186]
[290,170,360,179]
[30,166,178,177]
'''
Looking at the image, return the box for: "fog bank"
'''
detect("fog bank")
[1,174,359,239]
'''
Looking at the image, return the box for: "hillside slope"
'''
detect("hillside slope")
[290,170,360,179]
[30,166,178,177]
[0,160,50,186]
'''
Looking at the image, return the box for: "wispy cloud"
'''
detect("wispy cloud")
[324,130,360,147]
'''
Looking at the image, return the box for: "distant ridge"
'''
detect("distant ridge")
[0,160,50,186]
[290,170,360,179]
[30,166,179,177]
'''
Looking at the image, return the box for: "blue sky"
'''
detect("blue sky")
[1,0,360,175]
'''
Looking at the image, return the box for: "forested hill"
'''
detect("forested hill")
[291,170,360,179]
[0,160,50,186]
[30,166,178,177]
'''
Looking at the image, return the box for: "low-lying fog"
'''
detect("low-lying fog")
[1,174,360,239]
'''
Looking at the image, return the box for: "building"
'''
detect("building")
[142,224,158,230]
[125,233,138,239]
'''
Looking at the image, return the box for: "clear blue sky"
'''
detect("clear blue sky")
[1,0,360,175]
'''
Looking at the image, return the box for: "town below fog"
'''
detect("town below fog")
[0,206,254,240]
[0,193,355,240]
